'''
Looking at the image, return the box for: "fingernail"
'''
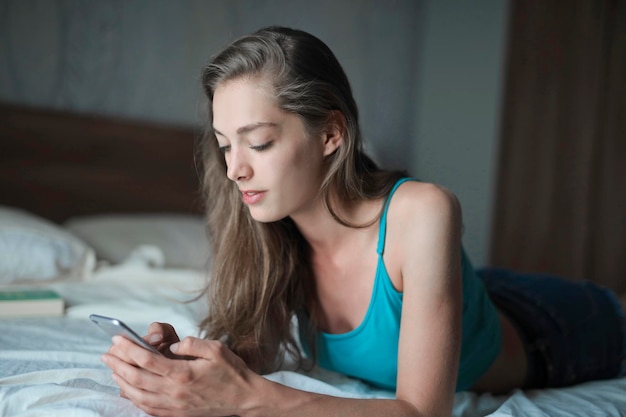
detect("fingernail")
[148,333,163,344]
[101,354,108,364]
[112,336,121,345]
[170,342,179,353]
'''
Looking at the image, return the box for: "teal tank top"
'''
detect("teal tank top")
[300,178,502,392]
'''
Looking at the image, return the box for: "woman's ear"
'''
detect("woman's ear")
[322,110,345,157]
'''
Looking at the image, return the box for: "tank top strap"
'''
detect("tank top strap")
[376,177,416,255]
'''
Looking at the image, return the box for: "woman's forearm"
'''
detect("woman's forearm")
[244,377,440,417]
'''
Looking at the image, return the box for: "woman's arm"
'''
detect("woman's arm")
[104,335,426,417]
[391,182,463,417]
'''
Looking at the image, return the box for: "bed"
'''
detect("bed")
[1,103,624,417]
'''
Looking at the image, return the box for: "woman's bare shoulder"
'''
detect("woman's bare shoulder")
[385,181,463,291]
[389,181,462,224]
[383,181,463,285]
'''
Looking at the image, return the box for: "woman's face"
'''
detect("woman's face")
[212,77,329,223]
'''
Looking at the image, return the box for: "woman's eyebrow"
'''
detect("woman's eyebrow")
[213,122,278,137]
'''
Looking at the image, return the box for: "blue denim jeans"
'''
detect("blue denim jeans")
[478,268,625,388]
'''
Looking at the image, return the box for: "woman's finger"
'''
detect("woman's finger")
[145,322,181,357]
[111,372,171,416]
[105,336,170,377]
[108,338,139,366]
[170,336,218,359]
[109,358,160,392]
[146,322,178,344]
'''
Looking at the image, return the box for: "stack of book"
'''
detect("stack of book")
[0,289,65,317]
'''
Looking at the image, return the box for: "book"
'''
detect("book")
[0,289,65,317]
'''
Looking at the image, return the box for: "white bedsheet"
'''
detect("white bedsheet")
[1,260,625,417]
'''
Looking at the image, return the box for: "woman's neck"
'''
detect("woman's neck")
[290,196,382,255]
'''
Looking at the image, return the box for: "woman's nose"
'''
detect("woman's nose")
[226,148,252,182]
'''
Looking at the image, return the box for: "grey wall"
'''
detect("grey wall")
[0,0,509,266]
[412,1,509,266]
[0,0,424,171]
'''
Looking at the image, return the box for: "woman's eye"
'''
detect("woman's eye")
[218,145,231,154]
[250,141,274,152]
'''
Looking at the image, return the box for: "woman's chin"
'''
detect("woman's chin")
[247,207,286,224]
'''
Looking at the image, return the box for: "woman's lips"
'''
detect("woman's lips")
[241,190,266,205]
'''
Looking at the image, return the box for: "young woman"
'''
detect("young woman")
[102,26,625,417]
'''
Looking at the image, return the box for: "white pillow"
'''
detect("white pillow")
[64,214,210,270]
[0,206,96,284]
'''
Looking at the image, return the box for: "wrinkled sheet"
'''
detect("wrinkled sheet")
[1,261,625,417]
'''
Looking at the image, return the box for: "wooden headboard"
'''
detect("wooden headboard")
[0,103,204,223]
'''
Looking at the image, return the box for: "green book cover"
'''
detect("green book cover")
[0,289,62,301]
[0,289,65,317]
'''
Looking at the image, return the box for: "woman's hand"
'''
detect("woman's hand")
[102,326,264,417]
[102,323,431,417]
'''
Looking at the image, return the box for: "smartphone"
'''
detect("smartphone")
[89,314,162,355]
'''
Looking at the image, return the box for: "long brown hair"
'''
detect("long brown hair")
[198,26,406,372]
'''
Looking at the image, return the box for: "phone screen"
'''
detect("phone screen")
[89,314,162,355]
